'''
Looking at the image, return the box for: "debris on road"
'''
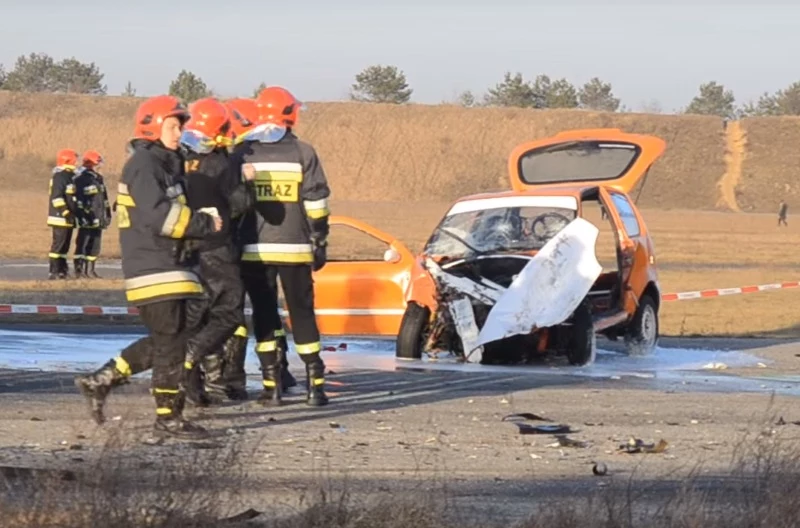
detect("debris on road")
[553,435,589,448]
[592,462,608,476]
[502,412,552,422]
[776,416,800,426]
[515,423,573,435]
[702,362,728,370]
[618,437,668,454]
[221,508,263,523]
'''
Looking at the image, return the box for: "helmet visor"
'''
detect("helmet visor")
[180,129,216,154]
[243,123,288,144]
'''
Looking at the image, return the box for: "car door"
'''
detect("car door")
[598,188,647,317]
[280,216,415,337]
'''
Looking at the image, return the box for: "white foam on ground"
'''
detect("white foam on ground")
[0,328,762,379]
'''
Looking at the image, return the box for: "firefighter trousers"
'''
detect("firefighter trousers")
[185,244,246,363]
[49,227,73,277]
[121,298,207,395]
[240,262,323,368]
[75,228,102,262]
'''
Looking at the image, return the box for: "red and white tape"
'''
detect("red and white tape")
[660,280,800,302]
[0,280,798,316]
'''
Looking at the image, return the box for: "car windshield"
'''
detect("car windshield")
[425,203,578,259]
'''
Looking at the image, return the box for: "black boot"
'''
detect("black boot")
[153,392,209,440]
[201,353,226,403]
[278,335,297,392]
[88,260,101,279]
[256,362,282,407]
[305,354,329,407]
[58,258,69,279]
[221,335,249,401]
[183,345,215,408]
[48,259,59,280]
[74,259,85,279]
[74,359,130,424]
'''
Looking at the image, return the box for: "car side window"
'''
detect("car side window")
[610,193,641,237]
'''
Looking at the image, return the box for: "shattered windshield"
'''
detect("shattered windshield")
[425,204,578,258]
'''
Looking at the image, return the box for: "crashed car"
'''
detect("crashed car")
[289,128,665,366]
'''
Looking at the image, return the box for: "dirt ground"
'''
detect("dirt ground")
[2,335,800,523]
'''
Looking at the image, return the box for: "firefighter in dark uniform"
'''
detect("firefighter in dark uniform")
[47,149,80,280]
[73,150,112,278]
[74,95,222,439]
[214,97,298,401]
[178,97,257,406]
[231,86,331,407]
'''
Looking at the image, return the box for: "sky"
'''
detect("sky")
[1,1,797,112]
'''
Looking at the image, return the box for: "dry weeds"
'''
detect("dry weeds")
[4,419,800,527]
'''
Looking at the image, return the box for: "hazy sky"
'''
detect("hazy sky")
[1,1,796,112]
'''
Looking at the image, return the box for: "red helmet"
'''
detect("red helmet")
[82,150,103,168]
[56,148,79,169]
[225,98,259,140]
[254,86,301,128]
[182,98,231,152]
[133,95,190,141]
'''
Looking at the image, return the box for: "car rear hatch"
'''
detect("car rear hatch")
[507,128,666,194]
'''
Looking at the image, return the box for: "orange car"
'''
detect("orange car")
[289,128,666,366]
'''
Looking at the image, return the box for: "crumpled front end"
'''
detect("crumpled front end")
[421,218,603,364]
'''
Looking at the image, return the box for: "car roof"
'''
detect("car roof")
[451,184,613,204]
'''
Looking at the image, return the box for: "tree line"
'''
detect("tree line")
[1,52,798,118]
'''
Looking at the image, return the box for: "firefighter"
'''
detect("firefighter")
[74,95,222,439]
[73,150,112,278]
[47,149,80,280]
[204,98,297,402]
[178,97,258,406]
[231,86,331,407]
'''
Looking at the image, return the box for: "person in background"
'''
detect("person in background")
[47,149,80,280]
[778,200,788,227]
[72,150,111,278]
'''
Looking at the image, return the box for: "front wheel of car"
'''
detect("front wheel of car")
[625,294,659,356]
[396,302,430,360]
[567,301,596,366]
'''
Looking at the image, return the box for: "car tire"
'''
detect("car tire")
[625,294,659,356]
[396,302,430,360]
[567,301,596,366]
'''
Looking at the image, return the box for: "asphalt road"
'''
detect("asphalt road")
[0,259,123,281]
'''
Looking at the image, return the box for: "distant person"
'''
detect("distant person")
[47,149,80,280]
[778,200,788,227]
[72,150,112,278]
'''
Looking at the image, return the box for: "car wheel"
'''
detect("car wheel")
[396,301,430,360]
[625,294,659,356]
[567,301,596,366]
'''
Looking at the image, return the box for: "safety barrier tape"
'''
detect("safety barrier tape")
[0,281,798,316]
[0,305,407,316]
[660,280,800,302]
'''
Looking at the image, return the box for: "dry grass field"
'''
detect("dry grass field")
[1,91,800,338]
[3,200,800,338]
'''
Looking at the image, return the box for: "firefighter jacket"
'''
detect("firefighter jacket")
[73,168,112,229]
[231,130,331,264]
[184,147,255,252]
[47,167,78,228]
[117,139,218,306]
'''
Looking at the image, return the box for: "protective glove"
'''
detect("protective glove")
[312,239,327,272]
